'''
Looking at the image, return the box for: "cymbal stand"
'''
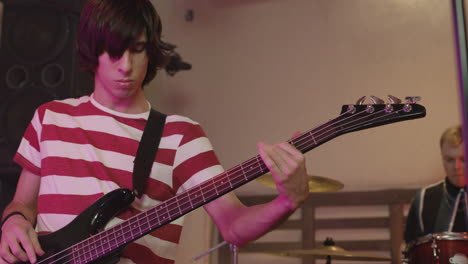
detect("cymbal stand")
[192,240,239,264]
[324,237,334,264]
[230,243,239,264]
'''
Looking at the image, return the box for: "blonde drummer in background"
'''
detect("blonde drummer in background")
[404,124,466,242]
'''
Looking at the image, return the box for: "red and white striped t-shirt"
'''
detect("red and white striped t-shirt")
[14,95,224,264]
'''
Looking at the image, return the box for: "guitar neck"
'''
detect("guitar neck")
[48,102,426,263]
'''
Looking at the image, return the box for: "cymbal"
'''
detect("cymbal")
[267,246,391,261]
[256,174,344,193]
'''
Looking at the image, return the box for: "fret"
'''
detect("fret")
[168,201,181,219]
[94,233,106,258]
[216,174,231,193]
[200,180,217,201]
[107,225,120,252]
[71,247,79,264]
[175,196,183,215]
[199,184,206,203]
[239,162,248,181]
[145,211,153,233]
[178,191,193,212]
[224,172,233,189]
[71,252,81,264]
[255,155,266,176]
[190,186,204,208]
[245,157,259,174]
[83,238,93,263]
[147,207,161,227]
[100,231,112,253]
[130,216,142,237]
[114,223,126,247]
[212,177,219,196]
[78,255,86,264]
[73,243,83,263]
[99,232,111,257]
[158,203,170,223]
[87,237,98,261]
[309,131,317,146]
[80,241,89,263]
[187,191,194,209]
[137,213,150,234]
[121,221,132,243]
[230,169,244,187]
[72,251,82,264]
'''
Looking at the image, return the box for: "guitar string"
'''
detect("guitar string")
[37,105,411,264]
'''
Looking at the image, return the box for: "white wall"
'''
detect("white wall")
[146,0,461,263]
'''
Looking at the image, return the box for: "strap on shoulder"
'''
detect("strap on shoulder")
[133,109,166,198]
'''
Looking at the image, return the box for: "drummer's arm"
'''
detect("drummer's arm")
[404,197,422,243]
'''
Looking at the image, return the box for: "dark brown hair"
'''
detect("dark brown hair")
[77,0,173,86]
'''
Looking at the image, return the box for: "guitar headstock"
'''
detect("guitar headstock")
[337,95,426,134]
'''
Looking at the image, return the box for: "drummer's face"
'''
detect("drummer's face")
[441,141,465,188]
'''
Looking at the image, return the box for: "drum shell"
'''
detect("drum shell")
[406,232,468,264]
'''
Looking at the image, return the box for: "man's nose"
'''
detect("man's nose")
[118,50,132,74]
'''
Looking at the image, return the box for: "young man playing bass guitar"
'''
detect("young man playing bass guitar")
[0,0,310,263]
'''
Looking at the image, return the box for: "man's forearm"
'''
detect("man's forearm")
[224,195,298,247]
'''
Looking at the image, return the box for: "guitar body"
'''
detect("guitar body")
[23,188,135,264]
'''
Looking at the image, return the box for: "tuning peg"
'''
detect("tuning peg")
[370,95,384,104]
[388,95,402,104]
[405,96,421,104]
[355,96,366,105]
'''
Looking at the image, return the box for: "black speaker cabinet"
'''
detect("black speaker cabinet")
[0,0,92,178]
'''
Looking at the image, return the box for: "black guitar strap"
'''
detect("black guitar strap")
[133,109,167,198]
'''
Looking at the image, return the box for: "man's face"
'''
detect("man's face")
[441,141,465,187]
[94,33,149,100]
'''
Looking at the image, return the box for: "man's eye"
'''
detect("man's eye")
[131,43,146,53]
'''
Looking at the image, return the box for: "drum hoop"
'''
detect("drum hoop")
[409,232,468,248]
[434,231,468,240]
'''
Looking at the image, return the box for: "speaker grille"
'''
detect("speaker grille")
[5,6,69,65]
[0,0,93,177]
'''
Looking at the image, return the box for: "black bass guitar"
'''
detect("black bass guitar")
[25,96,426,264]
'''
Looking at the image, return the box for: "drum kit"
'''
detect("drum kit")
[264,237,391,263]
[193,237,391,263]
[194,174,468,264]
[193,174,393,263]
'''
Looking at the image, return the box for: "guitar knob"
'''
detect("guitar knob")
[370,95,384,104]
[355,96,366,105]
[385,104,394,113]
[403,104,413,112]
[388,95,402,104]
[405,96,421,104]
[366,104,375,113]
[347,105,357,114]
